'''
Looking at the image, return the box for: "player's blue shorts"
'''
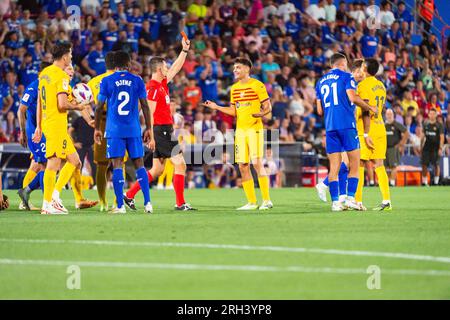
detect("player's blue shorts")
[28,135,47,163]
[326,128,360,154]
[106,137,144,159]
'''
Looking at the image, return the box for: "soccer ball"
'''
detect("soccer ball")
[72,83,93,104]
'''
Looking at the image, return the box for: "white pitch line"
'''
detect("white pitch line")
[1,238,450,264]
[1,258,450,277]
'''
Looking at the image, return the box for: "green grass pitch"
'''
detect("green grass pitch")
[0,186,449,299]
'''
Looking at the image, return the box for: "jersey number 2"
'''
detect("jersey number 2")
[321,83,338,108]
[118,91,130,116]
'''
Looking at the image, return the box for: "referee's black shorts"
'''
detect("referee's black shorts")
[153,124,181,159]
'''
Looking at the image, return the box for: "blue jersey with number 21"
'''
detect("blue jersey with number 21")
[316,68,357,132]
[98,71,147,139]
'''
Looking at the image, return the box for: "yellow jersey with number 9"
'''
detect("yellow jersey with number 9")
[230,78,269,130]
[39,64,71,134]
[356,76,386,137]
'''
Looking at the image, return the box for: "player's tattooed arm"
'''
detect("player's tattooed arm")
[202,100,236,117]
[18,104,28,148]
[362,109,374,150]
[32,90,42,143]
[57,93,89,112]
[252,99,272,119]
[140,98,153,149]
[346,89,377,114]
[94,100,105,145]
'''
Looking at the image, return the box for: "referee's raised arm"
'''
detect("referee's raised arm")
[166,37,191,83]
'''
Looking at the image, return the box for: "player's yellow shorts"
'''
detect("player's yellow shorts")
[235,128,264,163]
[360,134,387,160]
[44,130,76,159]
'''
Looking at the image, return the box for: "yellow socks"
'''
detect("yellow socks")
[258,176,270,201]
[55,162,77,193]
[355,166,365,203]
[375,166,390,202]
[242,179,257,204]
[23,169,37,188]
[70,168,83,204]
[96,164,108,206]
[165,162,174,187]
[43,169,56,202]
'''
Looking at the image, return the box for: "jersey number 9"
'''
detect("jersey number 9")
[41,86,46,110]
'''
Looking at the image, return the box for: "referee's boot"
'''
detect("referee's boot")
[175,203,197,211]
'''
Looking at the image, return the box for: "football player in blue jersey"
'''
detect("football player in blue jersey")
[94,51,153,214]
[17,61,52,210]
[316,53,377,211]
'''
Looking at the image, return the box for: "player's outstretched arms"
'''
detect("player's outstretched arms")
[202,100,236,117]
[252,99,272,119]
[347,89,377,114]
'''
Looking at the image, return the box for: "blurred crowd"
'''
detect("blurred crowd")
[0,0,449,188]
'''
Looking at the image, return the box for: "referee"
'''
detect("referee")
[123,37,196,211]
[421,108,445,186]
[385,109,409,187]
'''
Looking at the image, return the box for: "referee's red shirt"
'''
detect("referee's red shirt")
[147,78,173,125]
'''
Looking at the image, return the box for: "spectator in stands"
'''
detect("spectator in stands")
[419,0,436,34]
[82,39,106,77]
[358,28,380,58]
[306,0,326,23]
[422,92,440,118]
[261,53,280,83]
[379,1,395,28]
[401,90,419,117]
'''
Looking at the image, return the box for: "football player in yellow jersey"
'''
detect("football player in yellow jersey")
[34,43,90,214]
[203,58,273,210]
[352,59,392,211]
[19,62,97,211]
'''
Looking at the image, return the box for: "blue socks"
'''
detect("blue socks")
[112,168,125,208]
[39,171,44,192]
[347,177,359,198]
[329,181,339,202]
[136,167,151,204]
[338,162,348,196]
[25,171,44,192]
[323,176,329,187]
